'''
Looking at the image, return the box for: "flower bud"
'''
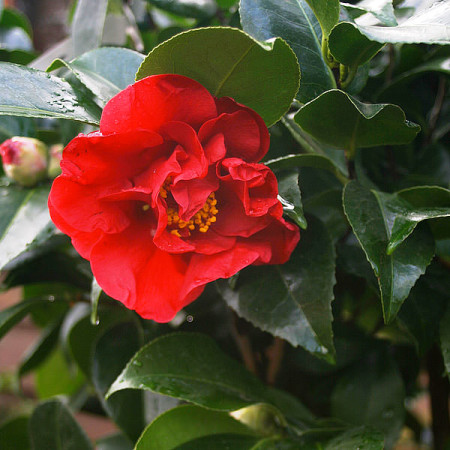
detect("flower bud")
[0,137,48,187]
[47,143,64,179]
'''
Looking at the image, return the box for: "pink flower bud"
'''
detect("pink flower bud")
[48,143,64,179]
[0,137,48,187]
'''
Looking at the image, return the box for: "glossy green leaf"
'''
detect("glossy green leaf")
[220,216,336,360]
[388,186,450,252]
[146,0,217,19]
[343,181,435,322]
[35,346,85,399]
[29,399,93,450]
[295,90,420,151]
[135,404,255,450]
[47,48,145,107]
[335,1,450,46]
[277,171,307,229]
[331,353,404,448]
[240,0,336,102]
[304,0,340,37]
[0,416,31,450]
[0,63,101,124]
[324,426,384,450]
[329,2,450,66]
[136,27,299,127]
[0,184,53,270]
[440,304,450,379]
[266,153,348,185]
[0,298,55,340]
[72,0,108,56]
[341,0,397,27]
[107,332,315,429]
[328,23,384,67]
[93,322,145,441]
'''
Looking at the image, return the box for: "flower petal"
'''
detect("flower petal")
[49,177,133,234]
[90,223,194,322]
[60,130,163,185]
[100,74,218,135]
[199,97,269,163]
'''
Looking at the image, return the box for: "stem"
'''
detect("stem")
[427,76,447,145]
[321,36,338,68]
[265,337,285,385]
[340,64,358,90]
[231,312,258,376]
[426,345,450,450]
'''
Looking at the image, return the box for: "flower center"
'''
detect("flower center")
[159,178,218,238]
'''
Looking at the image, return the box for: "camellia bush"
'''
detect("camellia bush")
[0,0,449,448]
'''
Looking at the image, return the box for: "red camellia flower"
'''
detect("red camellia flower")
[48,74,300,322]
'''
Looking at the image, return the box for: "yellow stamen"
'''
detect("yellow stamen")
[162,177,219,238]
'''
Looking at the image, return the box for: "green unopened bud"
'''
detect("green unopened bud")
[230,403,287,437]
[48,143,64,179]
[0,137,48,187]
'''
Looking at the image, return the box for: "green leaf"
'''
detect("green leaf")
[388,186,450,252]
[29,399,93,450]
[135,404,256,450]
[333,1,450,46]
[72,0,108,56]
[303,189,347,242]
[0,298,55,340]
[398,262,449,355]
[176,434,261,449]
[377,57,450,98]
[0,416,31,450]
[0,184,53,270]
[35,346,85,399]
[96,433,133,450]
[0,7,33,36]
[277,171,307,230]
[107,332,315,429]
[0,115,36,141]
[47,48,145,107]
[0,63,101,124]
[341,0,397,27]
[343,181,435,322]
[324,426,384,450]
[93,322,145,441]
[90,277,101,325]
[240,0,336,102]
[61,303,133,377]
[219,216,336,360]
[136,27,299,127]
[146,0,217,19]
[266,153,348,185]
[331,353,404,448]
[19,319,63,376]
[295,90,420,152]
[440,304,450,380]
[328,23,384,67]
[304,0,340,38]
